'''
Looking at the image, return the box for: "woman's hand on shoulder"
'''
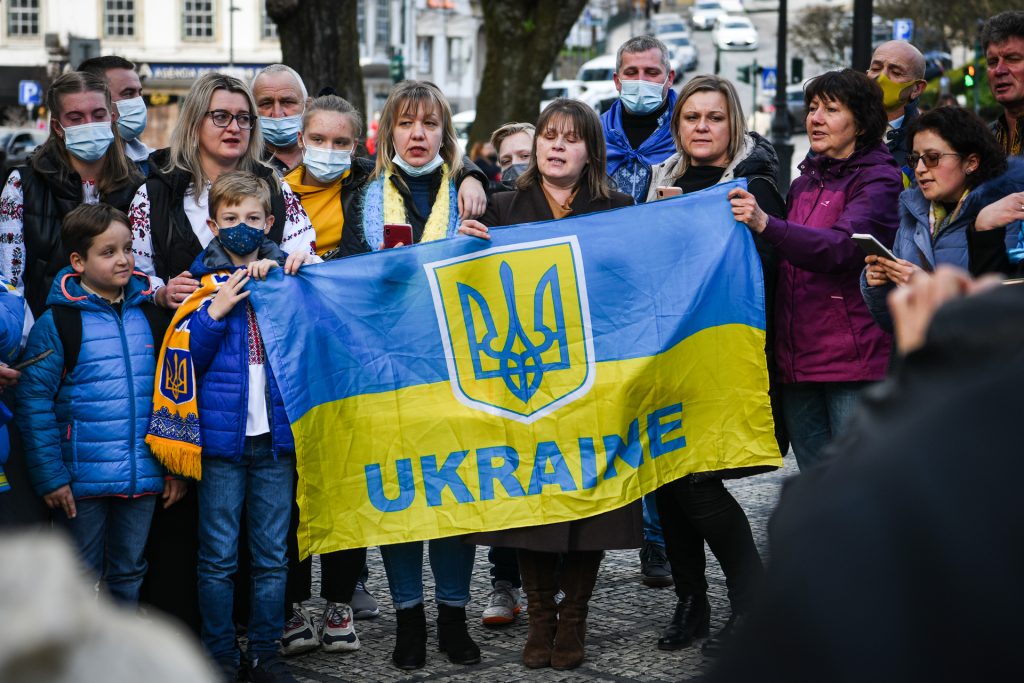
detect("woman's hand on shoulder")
[459,219,491,240]
[458,177,487,220]
[728,188,769,233]
[974,192,1024,232]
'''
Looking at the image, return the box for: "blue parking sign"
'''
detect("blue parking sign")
[18,80,42,106]
[893,19,913,42]
[761,67,778,92]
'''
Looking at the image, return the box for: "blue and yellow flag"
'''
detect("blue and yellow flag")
[249,181,781,557]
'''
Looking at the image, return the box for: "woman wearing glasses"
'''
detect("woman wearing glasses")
[129,72,316,311]
[726,69,902,472]
[862,106,1012,326]
[127,73,316,635]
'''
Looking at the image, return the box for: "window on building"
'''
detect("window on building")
[417,36,432,74]
[104,0,136,38]
[375,0,390,49]
[182,0,215,40]
[7,0,40,37]
[262,7,277,39]
[447,37,464,79]
[357,0,367,57]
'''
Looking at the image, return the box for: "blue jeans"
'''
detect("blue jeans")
[380,537,475,609]
[63,494,157,604]
[197,435,294,662]
[642,492,664,545]
[781,382,868,472]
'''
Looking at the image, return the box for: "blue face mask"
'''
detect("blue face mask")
[260,114,303,148]
[619,78,668,115]
[61,121,115,162]
[303,145,352,182]
[392,152,444,177]
[115,96,147,142]
[217,222,266,256]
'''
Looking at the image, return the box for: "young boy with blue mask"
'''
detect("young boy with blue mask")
[16,203,185,602]
[145,170,310,683]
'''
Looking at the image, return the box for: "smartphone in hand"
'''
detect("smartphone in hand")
[851,233,897,261]
[655,186,683,200]
[383,223,414,249]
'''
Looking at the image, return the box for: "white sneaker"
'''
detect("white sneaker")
[481,580,524,626]
[320,601,360,652]
[280,603,319,656]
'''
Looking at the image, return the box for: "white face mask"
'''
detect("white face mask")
[392,152,444,177]
[303,145,352,182]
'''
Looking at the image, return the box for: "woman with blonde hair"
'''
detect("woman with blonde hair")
[0,70,143,318]
[354,80,480,672]
[129,72,317,310]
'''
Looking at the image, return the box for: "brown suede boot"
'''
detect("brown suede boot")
[517,549,560,669]
[550,550,602,671]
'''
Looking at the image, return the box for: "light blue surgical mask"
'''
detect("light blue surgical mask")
[260,113,303,148]
[303,145,352,182]
[115,96,147,142]
[217,222,266,256]
[619,77,668,115]
[61,121,115,162]
[392,152,444,177]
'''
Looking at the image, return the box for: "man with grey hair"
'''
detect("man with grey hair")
[866,40,927,170]
[601,35,677,205]
[252,64,308,173]
[981,11,1024,156]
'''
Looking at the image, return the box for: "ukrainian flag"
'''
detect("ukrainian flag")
[250,180,780,557]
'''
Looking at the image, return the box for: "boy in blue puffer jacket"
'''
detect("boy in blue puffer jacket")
[16,203,185,604]
[0,276,27,495]
[149,171,310,683]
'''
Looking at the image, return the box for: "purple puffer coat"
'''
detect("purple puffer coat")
[760,141,901,384]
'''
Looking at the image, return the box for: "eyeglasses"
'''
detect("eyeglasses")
[205,110,254,130]
[907,151,962,169]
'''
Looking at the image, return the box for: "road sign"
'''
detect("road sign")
[761,67,778,92]
[18,80,42,106]
[893,18,914,42]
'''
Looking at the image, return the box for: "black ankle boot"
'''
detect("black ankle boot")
[392,603,427,670]
[436,603,481,665]
[657,594,710,650]
[701,612,747,657]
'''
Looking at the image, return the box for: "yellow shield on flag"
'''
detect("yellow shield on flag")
[424,236,596,423]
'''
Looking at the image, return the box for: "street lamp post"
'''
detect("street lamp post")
[771,0,794,193]
[228,3,240,68]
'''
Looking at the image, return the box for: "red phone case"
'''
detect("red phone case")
[383,224,413,249]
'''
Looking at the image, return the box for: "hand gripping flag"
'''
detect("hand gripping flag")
[248,180,782,558]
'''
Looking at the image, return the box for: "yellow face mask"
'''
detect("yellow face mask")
[875,73,919,111]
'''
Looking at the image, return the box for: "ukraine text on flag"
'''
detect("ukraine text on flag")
[248,180,781,558]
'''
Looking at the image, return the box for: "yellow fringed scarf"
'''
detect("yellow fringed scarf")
[383,164,452,243]
[144,273,230,480]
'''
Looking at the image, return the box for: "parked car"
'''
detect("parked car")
[718,0,746,14]
[541,79,589,110]
[758,83,808,129]
[660,32,699,71]
[690,0,728,30]
[648,12,690,36]
[0,127,46,178]
[712,15,759,50]
[576,54,617,91]
[577,83,620,115]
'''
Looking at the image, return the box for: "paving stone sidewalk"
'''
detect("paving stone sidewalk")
[287,458,797,682]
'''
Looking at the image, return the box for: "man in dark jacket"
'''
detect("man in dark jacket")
[982,11,1024,157]
[867,40,926,172]
[251,64,307,174]
[707,267,1024,683]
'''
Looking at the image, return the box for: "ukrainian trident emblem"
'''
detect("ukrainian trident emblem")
[160,348,194,404]
[425,236,595,423]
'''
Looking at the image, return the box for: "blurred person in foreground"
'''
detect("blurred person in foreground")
[706,265,1024,683]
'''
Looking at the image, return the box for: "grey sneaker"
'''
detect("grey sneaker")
[351,580,380,619]
[640,541,674,588]
[482,579,523,626]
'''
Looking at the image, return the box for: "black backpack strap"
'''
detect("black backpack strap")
[50,306,82,377]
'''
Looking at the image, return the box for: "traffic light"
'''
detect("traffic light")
[791,57,804,84]
[737,64,752,84]
[964,64,976,89]
[389,53,405,84]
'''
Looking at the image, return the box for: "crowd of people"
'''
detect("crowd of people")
[0,8,1023,683]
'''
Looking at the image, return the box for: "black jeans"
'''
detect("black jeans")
[284,492,366,607]
[487,546,521,588]
[655,477,763,612]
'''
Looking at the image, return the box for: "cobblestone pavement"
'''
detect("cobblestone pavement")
[286,458,797,682]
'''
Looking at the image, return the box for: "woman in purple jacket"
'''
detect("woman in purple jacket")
[727,69,902,471]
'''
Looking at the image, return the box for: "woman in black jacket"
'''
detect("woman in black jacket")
[461,98,636,672]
